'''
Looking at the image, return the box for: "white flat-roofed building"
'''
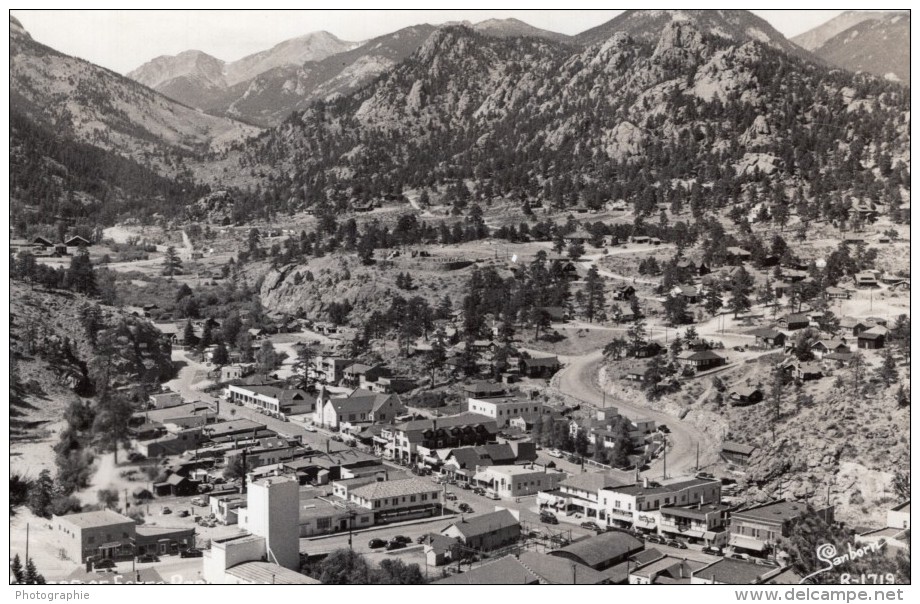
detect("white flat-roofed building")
[467,396,544,429]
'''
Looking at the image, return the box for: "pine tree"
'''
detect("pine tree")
[703,287,723,317]
[582,266,606,322]
[11,554,24,583]
[93,392,133,464]
[24,557,45,585]
[212,342,230,367]
[162,246,183,276]
[183,320,196,347]
[878,348,898,386]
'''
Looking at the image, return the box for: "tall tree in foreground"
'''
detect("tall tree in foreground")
[582,266,606,322]
[162,246,183,276]
[93,391,133,465]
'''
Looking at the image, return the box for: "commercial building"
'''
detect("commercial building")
[473,464,565,498]
[601,477,722,532]
[466,396,544,429]
[441,509,521,552]
[53,510,137,563]
[728,501,833,556]
[236,476,300,570]
[382,412,498,464]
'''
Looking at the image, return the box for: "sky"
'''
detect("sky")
[10,8,856,75]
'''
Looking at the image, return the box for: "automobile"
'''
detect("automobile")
[161,507,172,515]
[485,491,500,500]
[304,425,317,432]
[127,452,146,462]
[658,424,670,434]
[392,535,411,544]
[196,484,213,493]
[733,346,746,352]
[180,549,203,558]
[458,482,471,490]
[645,534,665,544]
[386,541,406,551]
[540,513,559,525]
[445,493,457,501]
[547,449,564,458]
[458,503,473,513]
[730,553,748,561]
[136,554,159,564]
[580,521,602,532]
[702,546,723,556]
[94,558,116,570]
[212,477,226,485]
[416,535,429,545]
[178,510,190,518]
[472,487,485,496]
[567,455,583,464]
[368,538,387,549]
[667,540,688,550]
[331,435,343,442]
[191,497,205,506]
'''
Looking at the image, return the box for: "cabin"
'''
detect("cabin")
[521,356,560,378]
[749,328,785,349]
[810,339,849,360]
[729,386,763,406]
[612,285,637,301]
[854,272,879,288]
[779,313,810,331]
[857,326,887,350]
[721,441,757,466]
[677,350,726,371]
[725,247,751,264]
[825,287,852,300]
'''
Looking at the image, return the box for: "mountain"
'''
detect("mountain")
[220,24,438,126]
[472,18,571,43]
[224,31,360,86]
[807,13,910,84]
[573,9,811,59]
[790,11,892,51]
[127,31,358,114]
[10,16,259,162]
[233,15,908,223]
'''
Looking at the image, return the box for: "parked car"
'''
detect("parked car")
[136,554,159,564]
[472,487,485,496]
[445,493,457,501]
[127,452,146,462]
[658,424,670,434]
[485,491,500,500]
[178,510,189,518]
[94,558,116,570]
[667,540,688,550]
[392,535,411,544]
[331,435,343,442]
[386,541,406,551]
[368,538,387,549]
[540,512,559,525]
[458,482,471,490]
[548,449,564,458]
[458,503,473,513]
[702,546,724,556]
[304,425,317,432]
[191,497,205,506]
[161,507,172,515]
[180,549,203,558]
[416,535,429,545]
[580,521,602,532]
[730,553,748,561]
[645,534,665,544]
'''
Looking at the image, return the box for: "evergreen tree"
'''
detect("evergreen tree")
[162,246,183,276]
[23,558,45,585]
[256,340,279,374]
[65,249,96,295]
[567,241,585,261]
[92,392,133,464]
[582,266,606,322]
[212,342,230,367]
[11,555,24,583]
[293,346,315,390]
[878,348,898,386]
[728,267,754,318]
[703,287,723,317]
[183,320,197,347]
[27,469,53,518]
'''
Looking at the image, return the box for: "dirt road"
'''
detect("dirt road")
[554,349,713,479]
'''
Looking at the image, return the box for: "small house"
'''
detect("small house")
[677,350,726,371]
[854,272,879,288]
[779,313,810,331]
[810,339,849,360]
[750,328,785,349]
[721,441,757,466]
[725,247,751,264]
[857,326,887,349]
[613,285,637,300]
[729,386,763,406]
[521,356,560,378]
[825,287,852,300]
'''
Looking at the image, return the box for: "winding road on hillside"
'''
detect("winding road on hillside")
[554,349,713,479]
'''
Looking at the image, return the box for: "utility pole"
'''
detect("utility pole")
[695,443,700,472]
[662,442,667,481]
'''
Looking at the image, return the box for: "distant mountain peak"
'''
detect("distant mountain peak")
[472,18,570,42]
[10,15,30,40]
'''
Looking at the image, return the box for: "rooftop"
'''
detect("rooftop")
[732,500,812,524]
[561,471,632,493]
[607,477,718,497]
[517,551,607,584]
[350,477,437,500]
[54,510,134,529]
[693,558,772,584]
[432,555,538,585]
[226,561,321,585]
[446,509,519,540]
[549,530,642,568]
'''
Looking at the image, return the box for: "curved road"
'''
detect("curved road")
[554,349,712,479]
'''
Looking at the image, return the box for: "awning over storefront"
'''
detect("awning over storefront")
[372,436,388,445]
[730,534,768,552]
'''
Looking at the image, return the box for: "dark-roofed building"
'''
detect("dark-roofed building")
[721,441,757,466]
[810,338,850,360]
[691,558,782,584]
[520,355,560,378]
[729,385,763,406]
[384,412,498,464]
[659,503,732,547]
[677,349,726,371]
[462,380,507,398]
[857,325,887,349]
[630,554,709,585]
[779,313,810,330]
[729,501,833,555]
[432,555,538,585]
[537,306,567,322]
[548,530,643,570]
[441,509,521,552]
[206,419,267,441]
[282,449,383,485]
[750,328,786,349]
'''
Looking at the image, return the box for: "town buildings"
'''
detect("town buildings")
[728,501,833,556]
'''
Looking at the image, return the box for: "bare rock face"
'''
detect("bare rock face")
[653,20,706,60]
[186,190,235,224]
